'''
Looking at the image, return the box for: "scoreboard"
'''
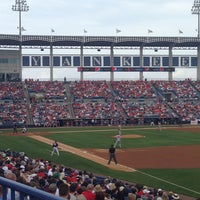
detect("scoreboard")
[78,67,175,72]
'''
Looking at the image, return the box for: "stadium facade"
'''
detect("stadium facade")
[0,34,200,81]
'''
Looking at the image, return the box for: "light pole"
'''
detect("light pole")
[12,0,29,81]
[191,0,200,38]
[191,0,200,80]
[50,29,55,81]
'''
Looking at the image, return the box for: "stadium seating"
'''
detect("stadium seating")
[0,80,200,127]
[0,148,182,200]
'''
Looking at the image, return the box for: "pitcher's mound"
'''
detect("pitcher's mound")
[122,134,144,138]
[112,134,144,139]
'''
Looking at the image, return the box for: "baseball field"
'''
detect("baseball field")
[0,125,200,198]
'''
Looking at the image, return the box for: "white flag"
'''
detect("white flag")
[179,29,183,34]
[148,29,153,33]
[116,28,121,33]
[51,28,55,33]
[21,27,26,31]
[17,26,26,31]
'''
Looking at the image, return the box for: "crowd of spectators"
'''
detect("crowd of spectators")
[151,80,200,122]
[168,100,200,122]
[25,79,66,101]
[25,80,70,127]
[0,82,28,126]
[69,81,113,101]
[30,103,71,127]
[111,81,157,100]
[122,101,177,119]
[152,80,199,100]
[0,80,200,126]
[0,149,183,200]
[73,101,126,120]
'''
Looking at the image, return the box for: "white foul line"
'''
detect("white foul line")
[136,169,200,195]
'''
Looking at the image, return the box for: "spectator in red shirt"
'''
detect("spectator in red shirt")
[82,184,95,200]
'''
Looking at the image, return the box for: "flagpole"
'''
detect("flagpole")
[178,30,183,43]
[50,28,55,81]
[115,28,121,43]
[80,29,87,81]
[147,29,153,43]
[83,28,87,43]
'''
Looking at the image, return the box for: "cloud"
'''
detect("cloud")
[0,0,196,36]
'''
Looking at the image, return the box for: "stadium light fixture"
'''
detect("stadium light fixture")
[12,0,29,42]
[12,0,29,80]
[191,0,200,38]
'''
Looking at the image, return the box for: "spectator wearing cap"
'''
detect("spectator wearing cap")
[172,193,180,200]
[37,168,46,179]
[112,182,127,200]
[142,187,151,200]
[156,188,163,199]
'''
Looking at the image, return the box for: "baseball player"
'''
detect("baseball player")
[118,125,122,135]
[51,140,59,156]
[114,133,121,148]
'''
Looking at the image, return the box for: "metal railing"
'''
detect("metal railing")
[0,176,63,200]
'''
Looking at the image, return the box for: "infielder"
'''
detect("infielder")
[51,140,59,156]
[118,125,122,135]
[114,133,121,148]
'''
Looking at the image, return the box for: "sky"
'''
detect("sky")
[0,0,198,37]
[0,0,198,81]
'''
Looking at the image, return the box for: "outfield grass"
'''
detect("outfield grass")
[0,126,200,198]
